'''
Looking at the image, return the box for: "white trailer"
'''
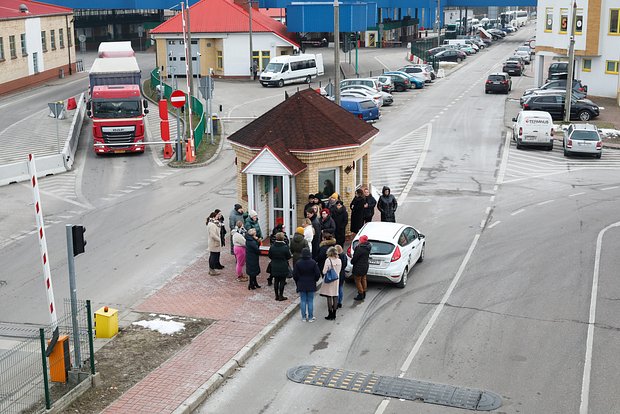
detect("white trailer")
[98,41,135,58]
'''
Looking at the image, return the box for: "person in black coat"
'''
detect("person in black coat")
[349,188,366,235]
[268,232,292,301]
[306,209,321,260]
[363,187,377,224]
[293,248,321,322]
[377,186,398,222]
[330,201,348,248]
[245,229,262,290]
[319,208,336,236]
[316,232,337,274]
[351,235,371,301]
[336,245,348,308]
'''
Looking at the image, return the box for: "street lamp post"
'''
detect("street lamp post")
[563,0,578,123]
[248,0,255,81]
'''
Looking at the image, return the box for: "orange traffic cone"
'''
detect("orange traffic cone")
[67,97,77,110]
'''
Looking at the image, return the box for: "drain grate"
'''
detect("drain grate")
[287,365,502,411]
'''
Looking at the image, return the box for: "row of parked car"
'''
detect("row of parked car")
[336,63,437,121]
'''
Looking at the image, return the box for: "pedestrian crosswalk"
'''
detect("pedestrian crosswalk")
[37,170,79,200]
[370,123,431,199]
[502,142,620,184]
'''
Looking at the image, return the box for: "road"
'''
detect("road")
[198,26,620,414]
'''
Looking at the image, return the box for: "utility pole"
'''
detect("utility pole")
[436,0,441,33]
[248,0,254,80]
[334,0,341,105]
[185,2,194,98]
[563,0,577,123]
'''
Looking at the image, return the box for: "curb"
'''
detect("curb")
[171,298,300,414]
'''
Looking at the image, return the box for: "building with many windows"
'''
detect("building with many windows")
[0,0,75,95]
[535,0,620,103]
[150,0,299,79]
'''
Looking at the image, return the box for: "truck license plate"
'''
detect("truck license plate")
[114,150,126,154]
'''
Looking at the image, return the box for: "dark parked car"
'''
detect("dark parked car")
[548,62,568,79]
[520,89,586,106]
[485,72,512,94]
[383,73,410,92]
[522,93,600,121]
[434,49,467,62]
[503,60,523,76]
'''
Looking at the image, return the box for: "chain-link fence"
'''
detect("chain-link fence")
[0,299,95,413]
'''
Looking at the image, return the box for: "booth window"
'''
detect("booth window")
[318,169,339,199]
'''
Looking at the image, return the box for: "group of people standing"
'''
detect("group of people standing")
[205,184,398,322]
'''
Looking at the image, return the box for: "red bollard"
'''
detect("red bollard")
[66,97,77,110]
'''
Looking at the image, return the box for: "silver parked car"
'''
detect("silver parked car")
[563,123,603,158]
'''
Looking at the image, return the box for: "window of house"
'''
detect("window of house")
[50,30,56,50]
[318,169,339,199]
[576,9,584,34]
[0,37,4,60]
[20,33,27,56]
[605,60,619,74]
[9,35,16,58]
[355,157,363,188]
[41,31,47,52]
[261,51,270,71]
[59,28,64,48]
[582,59,591,72]
[217,50,223,69]
[610,9,620,34]
[545,8,553,32]
[559,8,568,34]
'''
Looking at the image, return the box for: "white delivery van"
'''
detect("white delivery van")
[259,54,324,87]
[512,110,555,150]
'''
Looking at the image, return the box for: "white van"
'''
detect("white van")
[512,110,555,150]
[259,54,324,87]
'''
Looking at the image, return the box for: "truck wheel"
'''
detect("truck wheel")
[278,79,284,87]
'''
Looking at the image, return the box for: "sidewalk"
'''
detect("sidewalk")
[102,251,299,414]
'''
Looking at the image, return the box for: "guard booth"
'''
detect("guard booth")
[228,89,379,248]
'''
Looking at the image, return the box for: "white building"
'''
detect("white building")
[151,0,299,79]
[535,0,620,103]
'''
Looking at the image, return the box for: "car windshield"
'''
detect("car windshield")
[264,62,283,73]
[93,100,141,118]
[571,130,600,141]
[353,240,395,255]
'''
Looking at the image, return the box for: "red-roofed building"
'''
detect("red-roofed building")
[151,0,299,79]
[229,89,378,239]
[0,0,75,95]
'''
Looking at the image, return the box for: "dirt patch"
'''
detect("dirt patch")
[57,314,212,413]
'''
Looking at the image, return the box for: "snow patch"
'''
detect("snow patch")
[133,318,185,335]
[600,128,620,138]
[158,314,174,320]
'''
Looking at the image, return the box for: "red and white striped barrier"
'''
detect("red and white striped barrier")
[27,154,59,348]
[406,52,425,64]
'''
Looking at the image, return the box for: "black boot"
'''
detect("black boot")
[278,285,287,301]
[332,309,337,320]
[325,310,333,320]
[354,293,364,301]
[267,277,273,286]
[274,284,280,301]
[363,292,366,299]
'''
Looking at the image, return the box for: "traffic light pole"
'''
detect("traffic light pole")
[65,224,82,371]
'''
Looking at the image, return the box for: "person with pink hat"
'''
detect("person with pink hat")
[351,235,371,301]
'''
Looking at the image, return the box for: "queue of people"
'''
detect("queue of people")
[206,184,393,322]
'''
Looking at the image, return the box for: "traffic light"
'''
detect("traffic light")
[71,225,86,256]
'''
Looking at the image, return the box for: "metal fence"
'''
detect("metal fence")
[0,299,95,413]
[150,68,206,149]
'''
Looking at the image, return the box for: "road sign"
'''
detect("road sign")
[170,90,186,108]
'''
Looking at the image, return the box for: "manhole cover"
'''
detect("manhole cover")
[287,365,502,411]
[216,189,236,196]
[180,181,203,187]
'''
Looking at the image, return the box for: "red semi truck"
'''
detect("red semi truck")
[87,43,149,154]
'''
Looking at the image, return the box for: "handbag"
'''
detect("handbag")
[324,259,339,283]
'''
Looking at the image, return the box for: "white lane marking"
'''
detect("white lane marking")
[601,186,619,191]
[569,192,586,197]
[19,183,92,209]
[537,199,555,206]
[490,195,495,203]
[511,208,525,216]
[128,186,142,189]
[580,221,620,414]
[496,132,511,184]
[398,123,432,204]
[373,56,391,70]
[120,189,134,194]
[488,221,501,229]
[374,398,390,414]
[398,234,481,376]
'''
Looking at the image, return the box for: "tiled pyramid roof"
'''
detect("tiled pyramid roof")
[151,0,298,47]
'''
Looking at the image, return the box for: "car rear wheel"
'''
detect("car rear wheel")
[596,153,602,159]
[578,110,592,121]
[305,75,311,84]
[396,267,408,289]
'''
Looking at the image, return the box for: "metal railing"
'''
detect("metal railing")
[0,299,95,413]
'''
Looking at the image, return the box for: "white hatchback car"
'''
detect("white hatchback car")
[563,123,603,158]
[345,222,426,288]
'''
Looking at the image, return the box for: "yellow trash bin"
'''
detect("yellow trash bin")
[94,306,118,338]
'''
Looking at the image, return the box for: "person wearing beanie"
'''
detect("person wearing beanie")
[290,226,309,266]
[351,235,371,301]
[244,209,263,239]
[320,208,336,236]
[293,248,320,322]
[229,204,245,255]
[304,194,317,217]
[330,200,348,248]
[324,192,340,209]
